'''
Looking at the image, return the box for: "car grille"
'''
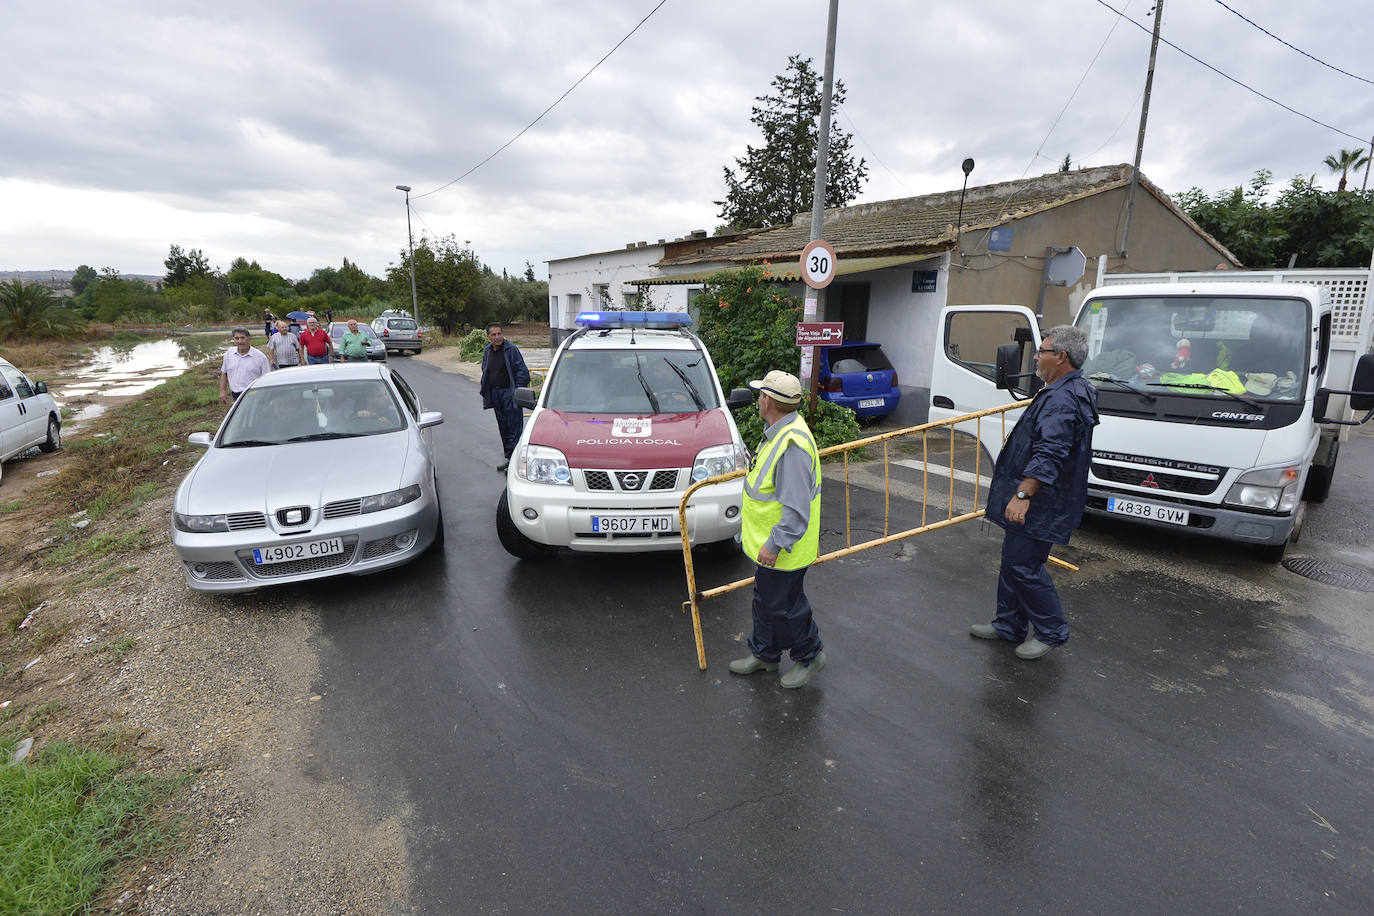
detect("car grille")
[361,534,405,560]
[324,499,362,518]
[227,512,267,531]
[583,469,680,492]
[183,561,244,581]
[238,544,356,578]
[1091,462,1221,495]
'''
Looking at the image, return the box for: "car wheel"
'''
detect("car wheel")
[40,416,61,453]
[1254,539,1288,563]
[497,490,555,560]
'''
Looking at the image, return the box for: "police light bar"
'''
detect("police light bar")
[574,311,693,329]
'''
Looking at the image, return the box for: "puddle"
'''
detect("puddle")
[56,337,221,400]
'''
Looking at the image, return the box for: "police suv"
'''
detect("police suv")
[497,311,751,558]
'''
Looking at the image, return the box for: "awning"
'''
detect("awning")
[630,254,940,286]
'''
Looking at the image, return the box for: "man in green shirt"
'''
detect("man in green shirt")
[339,319,369,362]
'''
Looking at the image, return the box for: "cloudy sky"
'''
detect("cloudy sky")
[3,0,1371,282]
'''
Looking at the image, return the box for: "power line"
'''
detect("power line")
[1210,0,1374,86]
[833,105,912,195]
[1024,0,1135,177]
[1091,0,1367,144]
[413,0,670,201]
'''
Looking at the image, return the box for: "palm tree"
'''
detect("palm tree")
[0,279,86,339]
[1322,147,1371,191]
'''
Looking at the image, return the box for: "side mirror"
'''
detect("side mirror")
[1351,353,1374,411]
[514,387,538,410]
[1313,388,1331,420]
[726,387,752,410]
[994,344,1021,392]
[34,381,48,394]
[417,411,444,429]
[188,432,213,448]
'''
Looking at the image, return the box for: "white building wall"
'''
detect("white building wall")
[855,255,950,419]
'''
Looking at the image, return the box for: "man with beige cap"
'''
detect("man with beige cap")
[729,369,827,688]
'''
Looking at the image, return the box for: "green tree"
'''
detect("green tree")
[717,55,868,230]
[693,264,802,392]
[71,264,99,296]
[1177,169,1374,268]
[225,263,289,301]
[387,236,482,334]
[163,244,212,287]
[1322,147,1371,191]
[0,279,86,339]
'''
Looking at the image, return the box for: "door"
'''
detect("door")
[826,283,870,341]
[0,371,19,459]
[928,305,1040,461]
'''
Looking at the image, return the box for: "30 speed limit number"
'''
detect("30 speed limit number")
[800,239,837,289]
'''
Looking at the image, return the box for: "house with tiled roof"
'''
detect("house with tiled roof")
[624,164,1238,423]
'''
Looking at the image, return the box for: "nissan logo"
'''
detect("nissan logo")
[622,473,641,489]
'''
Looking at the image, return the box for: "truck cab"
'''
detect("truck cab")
[931,282,1374,560]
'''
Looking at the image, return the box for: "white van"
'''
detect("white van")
[0,356,62,486]
[931,282,1374,561]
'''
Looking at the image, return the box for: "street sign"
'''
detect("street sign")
[796,322,844,346]
[1046,246,1087,286]
[800,239,838,289]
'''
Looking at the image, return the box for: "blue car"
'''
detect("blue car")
[819,342,901,418]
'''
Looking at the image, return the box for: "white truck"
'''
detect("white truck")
[930,268,1374,560]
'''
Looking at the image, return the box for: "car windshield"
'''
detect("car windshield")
[1077,295,1309,401]
[827,346,892,373]
[543,348,719,413]
[219,380,404,446]
[387,319,417,330]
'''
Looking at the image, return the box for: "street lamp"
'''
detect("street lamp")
[395,184,419,322]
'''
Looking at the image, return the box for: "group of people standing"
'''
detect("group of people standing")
[217,317,375,404]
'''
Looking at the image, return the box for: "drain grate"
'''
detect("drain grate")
[1281,557,1374,593]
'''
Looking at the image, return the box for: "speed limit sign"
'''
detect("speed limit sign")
[800,239,837,290]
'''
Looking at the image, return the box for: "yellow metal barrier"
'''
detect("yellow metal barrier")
[676,399,1083,670]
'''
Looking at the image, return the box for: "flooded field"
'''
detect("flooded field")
[55,333,228,425]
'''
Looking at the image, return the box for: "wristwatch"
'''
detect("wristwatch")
[1015,490,1031,500]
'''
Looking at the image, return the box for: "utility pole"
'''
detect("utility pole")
[1120,0,1164,257]
[395,185,420,323]
[1362,134,1373,192]
[801,0,840,417]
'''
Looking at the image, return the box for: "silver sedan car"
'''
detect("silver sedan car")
[172,363,443,592]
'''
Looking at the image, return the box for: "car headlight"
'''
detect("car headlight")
[1224,465,1301,512]
[517,444,572,485]
[360,484,422,514]
[692,442,749,482]
[174,512,229,533]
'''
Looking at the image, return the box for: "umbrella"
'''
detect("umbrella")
[286,310,311,321]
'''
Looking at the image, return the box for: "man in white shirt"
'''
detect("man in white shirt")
[219,328,271,404]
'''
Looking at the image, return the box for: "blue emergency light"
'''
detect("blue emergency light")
[574,310,693,330]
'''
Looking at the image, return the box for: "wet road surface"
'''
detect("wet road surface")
[303,358,1374,913]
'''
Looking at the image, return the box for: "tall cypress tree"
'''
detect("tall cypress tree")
[717,55,868,230]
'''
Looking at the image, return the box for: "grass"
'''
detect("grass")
[0,731,188,915]
[0,501,23,515]
[97,637,137,663]
[42,529,152,568]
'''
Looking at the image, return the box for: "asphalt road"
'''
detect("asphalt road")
[300,358,1374,914]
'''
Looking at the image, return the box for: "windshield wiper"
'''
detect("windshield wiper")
[663,359,706,410]
[634,355,660,413]
[1146,382,1262,411]
[1088,373,1156,401]
[285,432,364,442]
[219,439,276,448]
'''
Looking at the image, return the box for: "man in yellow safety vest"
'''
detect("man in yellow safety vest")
[729,370,827,688]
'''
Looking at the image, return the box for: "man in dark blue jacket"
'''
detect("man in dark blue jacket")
[480,322,531,471]
[972,325,1099,660]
